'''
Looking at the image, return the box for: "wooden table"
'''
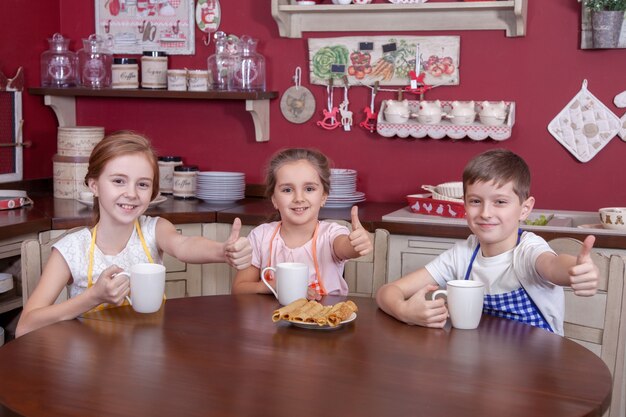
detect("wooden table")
[0,295,612,417]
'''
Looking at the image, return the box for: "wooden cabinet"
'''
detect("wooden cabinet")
[271,0,528,38]
[387,234,462,283]
[201,223,254,295]
[0,233,36,314]
[29,87,278,143]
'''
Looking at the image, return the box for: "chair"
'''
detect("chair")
[21,227,86,305]
[548,238,626,417]
[331,220,389,298]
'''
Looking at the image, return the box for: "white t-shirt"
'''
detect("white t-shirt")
[425,231,565,335]
[53,216,162,299]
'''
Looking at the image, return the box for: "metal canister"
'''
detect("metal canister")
[158,156,183,195]
[173,165,199,199]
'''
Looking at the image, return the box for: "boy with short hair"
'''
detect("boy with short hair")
[376,149,598,335]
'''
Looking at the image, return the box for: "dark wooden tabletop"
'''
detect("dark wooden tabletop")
[0,295,612,417]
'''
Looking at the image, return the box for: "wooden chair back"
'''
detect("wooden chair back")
[548,237,626,417]
[20,227,86,305]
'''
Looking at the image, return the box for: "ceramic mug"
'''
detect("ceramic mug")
[431,280,484,329]
[260,262,309,305]
[118,263,166,313]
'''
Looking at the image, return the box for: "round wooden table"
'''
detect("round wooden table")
[0,295,612,417]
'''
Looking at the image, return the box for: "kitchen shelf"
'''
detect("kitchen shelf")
[271,0,528,38]
[376,100,515,141]
[29,87,279,142]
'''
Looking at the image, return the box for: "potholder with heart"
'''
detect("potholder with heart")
[548,80,621,162]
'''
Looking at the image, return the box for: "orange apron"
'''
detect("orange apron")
[86,220,155,312]
[264,221,326,295]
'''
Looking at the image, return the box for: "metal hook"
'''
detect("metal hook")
[203,33,211,46]
[172,20,180,35]
[138,20,146,33]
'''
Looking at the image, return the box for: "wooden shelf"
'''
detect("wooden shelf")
[29,87,279,143]
[271,0,528,38]
[0,288,22,315]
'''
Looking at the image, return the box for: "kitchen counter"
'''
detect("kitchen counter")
[1,192,625,250]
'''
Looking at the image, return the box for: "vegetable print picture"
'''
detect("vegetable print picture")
[308,36,460,87]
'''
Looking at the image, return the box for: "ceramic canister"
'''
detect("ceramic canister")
[112,57,139,89]
[141,51,168,89]
[173,165,198,199]
[57,126,105,157]
[53,155,90,199]
[158,156,183,194]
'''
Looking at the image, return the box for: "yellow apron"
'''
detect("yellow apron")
[264,221,326,295]
[86,219,155,312]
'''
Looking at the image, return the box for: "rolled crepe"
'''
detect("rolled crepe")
[313,305,334,326]
[291,301,323,322]
[328,301,358,327]
[271,298,308,322]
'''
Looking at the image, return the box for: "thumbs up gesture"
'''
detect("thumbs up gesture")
[349,206,373,256]
[224,218,252,270]
[569,235,599,297]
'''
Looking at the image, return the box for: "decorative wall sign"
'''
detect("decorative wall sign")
[0,68,25,182]
[308,36,460,87]
[280,67,316,124]
[95,0,195,55]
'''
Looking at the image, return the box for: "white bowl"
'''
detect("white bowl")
[436,181,463,199]
[479,114,506,126]
[0,273,13,294]
[599,207,626,231]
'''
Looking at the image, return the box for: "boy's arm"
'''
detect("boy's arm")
[375,267,448,327]
[535,235,599,296]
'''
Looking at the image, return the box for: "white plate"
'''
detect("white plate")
[289,312,356,330]
[77,195,168,208]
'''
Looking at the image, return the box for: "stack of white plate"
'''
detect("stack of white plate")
[326,168,366,208]
[196,172,245,205]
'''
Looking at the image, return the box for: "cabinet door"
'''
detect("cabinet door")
[387,235,462,283]
[201,223,254,295]
[162,223,202,299]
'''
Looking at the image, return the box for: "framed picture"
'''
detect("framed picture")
[308,36,460,87]
[95,0,195,55]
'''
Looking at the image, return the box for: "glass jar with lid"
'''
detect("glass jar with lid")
[233,36,266,91]
[141,51,168,89]
[158,156,183,195]
[112,57,139,89]
[40,33,78,87]
[173,165,199,199]
[77,34,113,88]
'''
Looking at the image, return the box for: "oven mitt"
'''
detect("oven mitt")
[548,80,621,162]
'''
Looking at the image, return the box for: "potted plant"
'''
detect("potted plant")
[584,0,626,48]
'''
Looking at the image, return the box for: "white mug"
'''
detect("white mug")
[260,262,309,305]
[118,263,166,313]
[431,280,484,330]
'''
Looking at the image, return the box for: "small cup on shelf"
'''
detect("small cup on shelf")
[167,69,188,91]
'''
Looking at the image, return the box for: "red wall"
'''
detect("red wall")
[4,0,626,211]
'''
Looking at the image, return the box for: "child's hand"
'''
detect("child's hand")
[307,287,322,301]
[569,235,599,297]
[349,206,373,256]
[402,284,449,327]
[224,218,252,270]
[92,265,130,306]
